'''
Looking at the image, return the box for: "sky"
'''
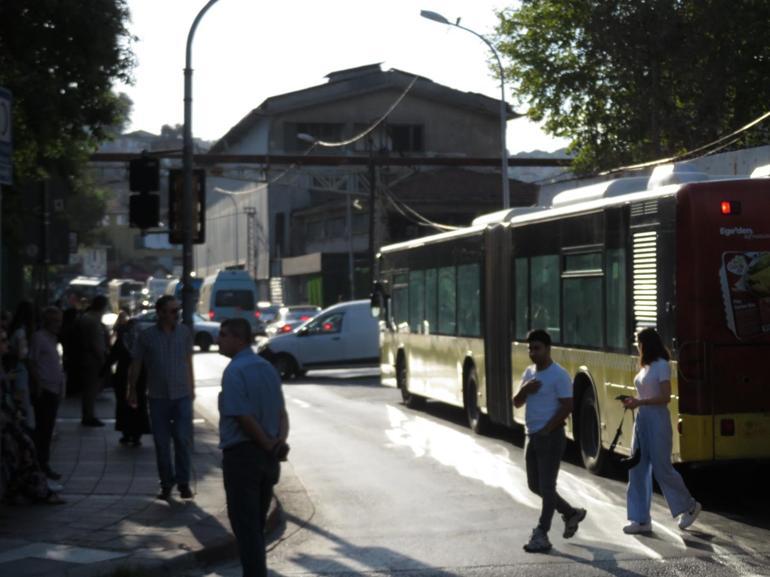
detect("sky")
[117,0,569,154]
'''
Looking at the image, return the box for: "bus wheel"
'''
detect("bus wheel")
[465,367,489,435]
[397,355,424,409]
[579,388,607,475]
[274,354,297,380]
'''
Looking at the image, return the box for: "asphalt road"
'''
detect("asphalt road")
[190,351,770,577]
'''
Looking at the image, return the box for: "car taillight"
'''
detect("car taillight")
[255,311,261,318]
[720,419,735,436]
[208,310,215,321]
[280,325,292,333]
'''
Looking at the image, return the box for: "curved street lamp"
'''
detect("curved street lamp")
[420,9,511,209]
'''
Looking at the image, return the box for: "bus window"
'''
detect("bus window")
[606,249,627,349]
[409,270,425,333]
[458,263,481,337]
[392,273,409,329]
[438,266,457,335]
[531,255,561,341]
[563,251,603,347]
[425,269,437,334]
[515,258,529,338]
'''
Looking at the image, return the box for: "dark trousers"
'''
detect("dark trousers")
[525,426,575,532]
[80,366,102,420]
[222,442,280,577]
[32,389,60,470]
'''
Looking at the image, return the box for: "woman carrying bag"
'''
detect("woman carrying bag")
[622,327,701,534]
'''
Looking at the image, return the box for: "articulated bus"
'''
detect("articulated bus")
[373,164,770,473]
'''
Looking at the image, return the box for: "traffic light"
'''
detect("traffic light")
[168,168,206,244]
[129,154,160,192]
[129,193,160,229]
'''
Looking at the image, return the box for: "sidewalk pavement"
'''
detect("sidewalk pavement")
[0,388,283,577]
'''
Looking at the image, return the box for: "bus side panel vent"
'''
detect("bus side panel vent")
[633,230,658,333]
[630,200,659,218]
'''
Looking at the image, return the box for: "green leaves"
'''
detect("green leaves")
[496,0,770,173]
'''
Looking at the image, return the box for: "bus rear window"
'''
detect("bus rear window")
[215,290,255,309]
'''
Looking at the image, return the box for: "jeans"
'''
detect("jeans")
[223,442,280,577]
[525,426,576,533]
[32,389,60,469]
[148,396,193,489]
[627,405,695,523]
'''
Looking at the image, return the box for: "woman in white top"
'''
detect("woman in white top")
[621,328,701,534]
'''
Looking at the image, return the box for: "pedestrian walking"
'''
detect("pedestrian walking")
[127,295,195,500]
[622,327,701,534]
[28,307,65,480]
[110,314,149,447]
[77,295,109,426]
[513,329,587,553]
[218,317,289,577]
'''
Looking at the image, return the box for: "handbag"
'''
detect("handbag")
[608,396,641,471]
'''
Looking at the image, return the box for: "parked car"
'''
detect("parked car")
[131,310,220,352]
[198,269,259,333]
[255,302,281,335]
[258,300,378,378]
[265,305,322,337]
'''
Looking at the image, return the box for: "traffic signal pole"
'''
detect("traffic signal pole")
[182,0,221,328]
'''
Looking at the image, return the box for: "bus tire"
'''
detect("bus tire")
[397,354,425,409]
[274,354,298,380]
[578,387,608,475]
[464,367,489,435]
[195,332,213,352]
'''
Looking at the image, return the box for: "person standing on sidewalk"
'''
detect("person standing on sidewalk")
[128,295,195,500]
[513,329,587,553]
[77,295,109,426]
[28,307,65,481]
[622,327,701,534]
[218,317,289,577]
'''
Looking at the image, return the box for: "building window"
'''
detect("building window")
[292,122,344,151]
[389,124,423,153]
[274,213,285,258]
[326,217,345,238]
[116,214,129,226]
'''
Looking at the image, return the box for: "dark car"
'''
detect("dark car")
[265,305,321,337]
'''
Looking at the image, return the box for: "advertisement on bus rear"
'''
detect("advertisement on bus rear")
[720,251,770,338]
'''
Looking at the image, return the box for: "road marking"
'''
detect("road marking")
[290,398,312,409]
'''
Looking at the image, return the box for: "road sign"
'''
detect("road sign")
[0,87,12,185]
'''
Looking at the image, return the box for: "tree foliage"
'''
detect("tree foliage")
[0,0,135,246]
[496,0,770,173]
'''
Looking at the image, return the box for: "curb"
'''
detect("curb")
[65,496,284,577]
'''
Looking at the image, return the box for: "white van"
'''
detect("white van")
[198,269,259,331]
[258,300,379,378]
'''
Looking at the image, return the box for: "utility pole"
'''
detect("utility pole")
[367,138,376,285]
[182,0,221,328]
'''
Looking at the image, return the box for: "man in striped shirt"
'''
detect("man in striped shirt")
[128,295,195,500]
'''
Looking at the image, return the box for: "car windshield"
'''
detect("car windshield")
[215,290,255,309]
[285,308,318,322]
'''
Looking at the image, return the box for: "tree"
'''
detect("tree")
[496,1,770,173]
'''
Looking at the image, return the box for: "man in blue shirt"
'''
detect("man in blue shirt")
[513,329,587,553]
[218,317,289,577]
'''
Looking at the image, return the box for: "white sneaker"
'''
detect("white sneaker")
[678,501,702,530]
[623,521,652,534]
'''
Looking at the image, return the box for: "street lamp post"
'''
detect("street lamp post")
[182,0,222,328]
[420,9,510,209]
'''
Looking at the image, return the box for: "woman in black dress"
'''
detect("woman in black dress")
[110,317,150,446]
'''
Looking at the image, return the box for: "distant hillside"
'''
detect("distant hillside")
[509,148,573,183]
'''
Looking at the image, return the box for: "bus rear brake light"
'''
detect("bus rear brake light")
[720,201,741,215]
[720,419,735,436]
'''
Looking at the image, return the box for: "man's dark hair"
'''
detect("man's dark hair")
[526,329,551,348]
[90,295,109,313]
[155,295,176,313]
[221,317,253,344]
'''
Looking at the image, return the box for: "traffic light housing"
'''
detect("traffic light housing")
[168,168,206,244]
[129,154,160,192]
[129,193,160,229]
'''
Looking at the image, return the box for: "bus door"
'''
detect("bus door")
[676,179,770,462]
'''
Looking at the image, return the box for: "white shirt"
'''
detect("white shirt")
[634,358,671,399]
[519,362,572,434]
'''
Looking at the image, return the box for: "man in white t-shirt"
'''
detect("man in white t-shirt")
[513,329,587,553]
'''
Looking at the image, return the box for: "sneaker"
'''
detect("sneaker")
[178,484,194,499]
[46,479,64,492]
[678,501,702,530]
[623,521,653,534]
[523,527,552,553]
[157,487,172,500]
[44,467,62,481]
[562,508,587,539]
